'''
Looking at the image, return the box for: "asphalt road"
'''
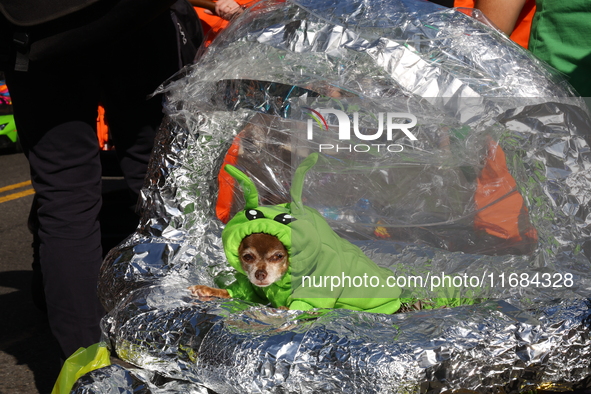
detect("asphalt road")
[0,147,138,394]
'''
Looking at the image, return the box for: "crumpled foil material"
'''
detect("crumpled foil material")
[98,286,591,393]
[71,363,211,393]
[83,0,591,392]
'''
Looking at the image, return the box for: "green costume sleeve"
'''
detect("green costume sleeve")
[287,299,316,311]
[224,274,267,304]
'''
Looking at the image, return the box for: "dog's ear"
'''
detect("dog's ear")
[224,164,259,210]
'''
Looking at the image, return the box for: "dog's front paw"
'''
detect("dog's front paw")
[188,285,230,300]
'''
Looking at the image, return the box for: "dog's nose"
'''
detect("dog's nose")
[255,270,267,281]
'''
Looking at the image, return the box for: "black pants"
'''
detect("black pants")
[5,10,191,359]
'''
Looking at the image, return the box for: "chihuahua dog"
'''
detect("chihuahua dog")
[189,233,288,299]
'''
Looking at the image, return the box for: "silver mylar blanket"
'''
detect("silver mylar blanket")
[78,0,591,392]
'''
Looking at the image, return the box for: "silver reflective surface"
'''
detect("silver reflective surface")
[71,364,211,393]
[86,0,591,392]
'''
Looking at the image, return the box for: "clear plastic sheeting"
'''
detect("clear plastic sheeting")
[85,0,591,392]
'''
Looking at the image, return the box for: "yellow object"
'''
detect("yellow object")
[373,220,391,239]
[51,342,111,394]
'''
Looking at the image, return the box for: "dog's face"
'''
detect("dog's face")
[238,233,289,287]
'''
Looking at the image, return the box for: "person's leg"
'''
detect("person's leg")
[27,194,47,313]
[101,11,183,201]
[6,59,105,360]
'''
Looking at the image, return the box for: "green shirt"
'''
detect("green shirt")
[529,0,591,96]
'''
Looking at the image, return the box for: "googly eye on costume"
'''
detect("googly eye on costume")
[245,209,265,220]
[273,213,296,224]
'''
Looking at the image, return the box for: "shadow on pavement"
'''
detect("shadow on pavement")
[0,270,61,393]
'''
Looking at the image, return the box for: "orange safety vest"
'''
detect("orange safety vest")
[96,105,110,150]
[474,137,538,251]
[194,0,252,47]
[216,135,241,223]
[454,0,536,49]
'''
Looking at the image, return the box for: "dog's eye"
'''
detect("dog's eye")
[273,213,296,224]
[245,209,265,220]
[242,253,255,262]
[271,253,284,262]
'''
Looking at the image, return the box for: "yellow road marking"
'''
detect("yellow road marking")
[0,180,32,194]
[0,186,35,204]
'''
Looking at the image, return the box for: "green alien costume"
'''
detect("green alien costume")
[220,153,403,314]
